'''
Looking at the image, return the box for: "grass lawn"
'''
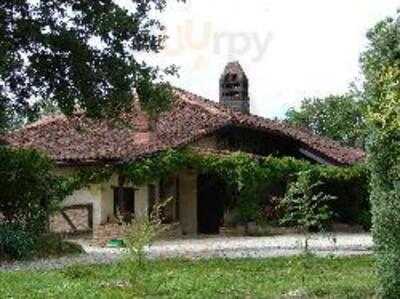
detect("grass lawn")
[0,255,376,298]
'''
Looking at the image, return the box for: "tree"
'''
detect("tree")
[0,0,184,131]
[280,171,335,252]
[0,1,185,257]
[361,12,400,106]
[361,11,400,298]
[285,94,367,149]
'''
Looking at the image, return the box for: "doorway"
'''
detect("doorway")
[197,174,225,234]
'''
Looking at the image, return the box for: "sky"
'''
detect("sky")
[122,0,399,118]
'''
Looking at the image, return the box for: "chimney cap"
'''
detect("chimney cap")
[221,61,247,79]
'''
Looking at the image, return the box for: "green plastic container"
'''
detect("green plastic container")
[107,239,125,248]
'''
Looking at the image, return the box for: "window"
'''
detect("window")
[113,187,135,223]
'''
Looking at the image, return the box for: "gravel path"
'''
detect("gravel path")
[149,233,373,259]
[0,233,373,272]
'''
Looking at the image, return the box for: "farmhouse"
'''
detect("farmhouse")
[5,62,364,242]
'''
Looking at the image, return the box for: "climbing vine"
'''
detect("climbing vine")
[64,149,369,225]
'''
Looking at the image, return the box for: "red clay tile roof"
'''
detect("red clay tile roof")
[4,88,365,166]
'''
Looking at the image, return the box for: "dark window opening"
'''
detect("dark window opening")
[216,126,302,158]
[224,91,240,97]
[224,83,240,89]
[113,187,135,223]
[197,174,225,234]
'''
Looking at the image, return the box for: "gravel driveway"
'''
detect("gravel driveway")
[0,233,373,272]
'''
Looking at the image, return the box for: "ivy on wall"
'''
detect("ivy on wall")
[65,149,369,225]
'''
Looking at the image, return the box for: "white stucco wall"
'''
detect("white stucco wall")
[62,185,102,226]
[60,171,150,226]
[58,168,196,235]
[100,182,114,224]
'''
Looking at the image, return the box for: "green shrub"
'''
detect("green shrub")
[0,229,83,262]
[0,148,72,260]
[0,148,68,233]
[0,224,35,260]
[309,165,370,228]
[355,209,372,231]
[361,10,400,297]
[365,67,400,297]
[34,234,83,259]
[124,198,173,265]
[280,171,336,251]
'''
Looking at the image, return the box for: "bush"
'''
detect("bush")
[280,176,334,232]
[280,171,336,251]
[0,228,83,261]
[34,234,83,259]
[0,224,35,260]
[365,68,400,297]
[355,209,372,231]
[124,198,173,265]
[361,11,400,296]
[122,198,174,295]
[305,165,370,228]
[0,148,67,233]
[0,148,72,260]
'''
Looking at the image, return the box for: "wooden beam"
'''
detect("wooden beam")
[299,148,333,165]
[60,210,78,232]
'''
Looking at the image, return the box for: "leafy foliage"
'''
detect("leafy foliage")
[361,12,400,106]
[0,0,184,131]
[123,198,174,295]
[366,68,400,298]
[361,10,400,298]
[286,94,367,148]
[124,198,173,265]
[0,148,67,232]
[0,223,35,259]
[280,171,335,233]
[0,147,71,259]
[69,149,369,227]
[33,233,83,259]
